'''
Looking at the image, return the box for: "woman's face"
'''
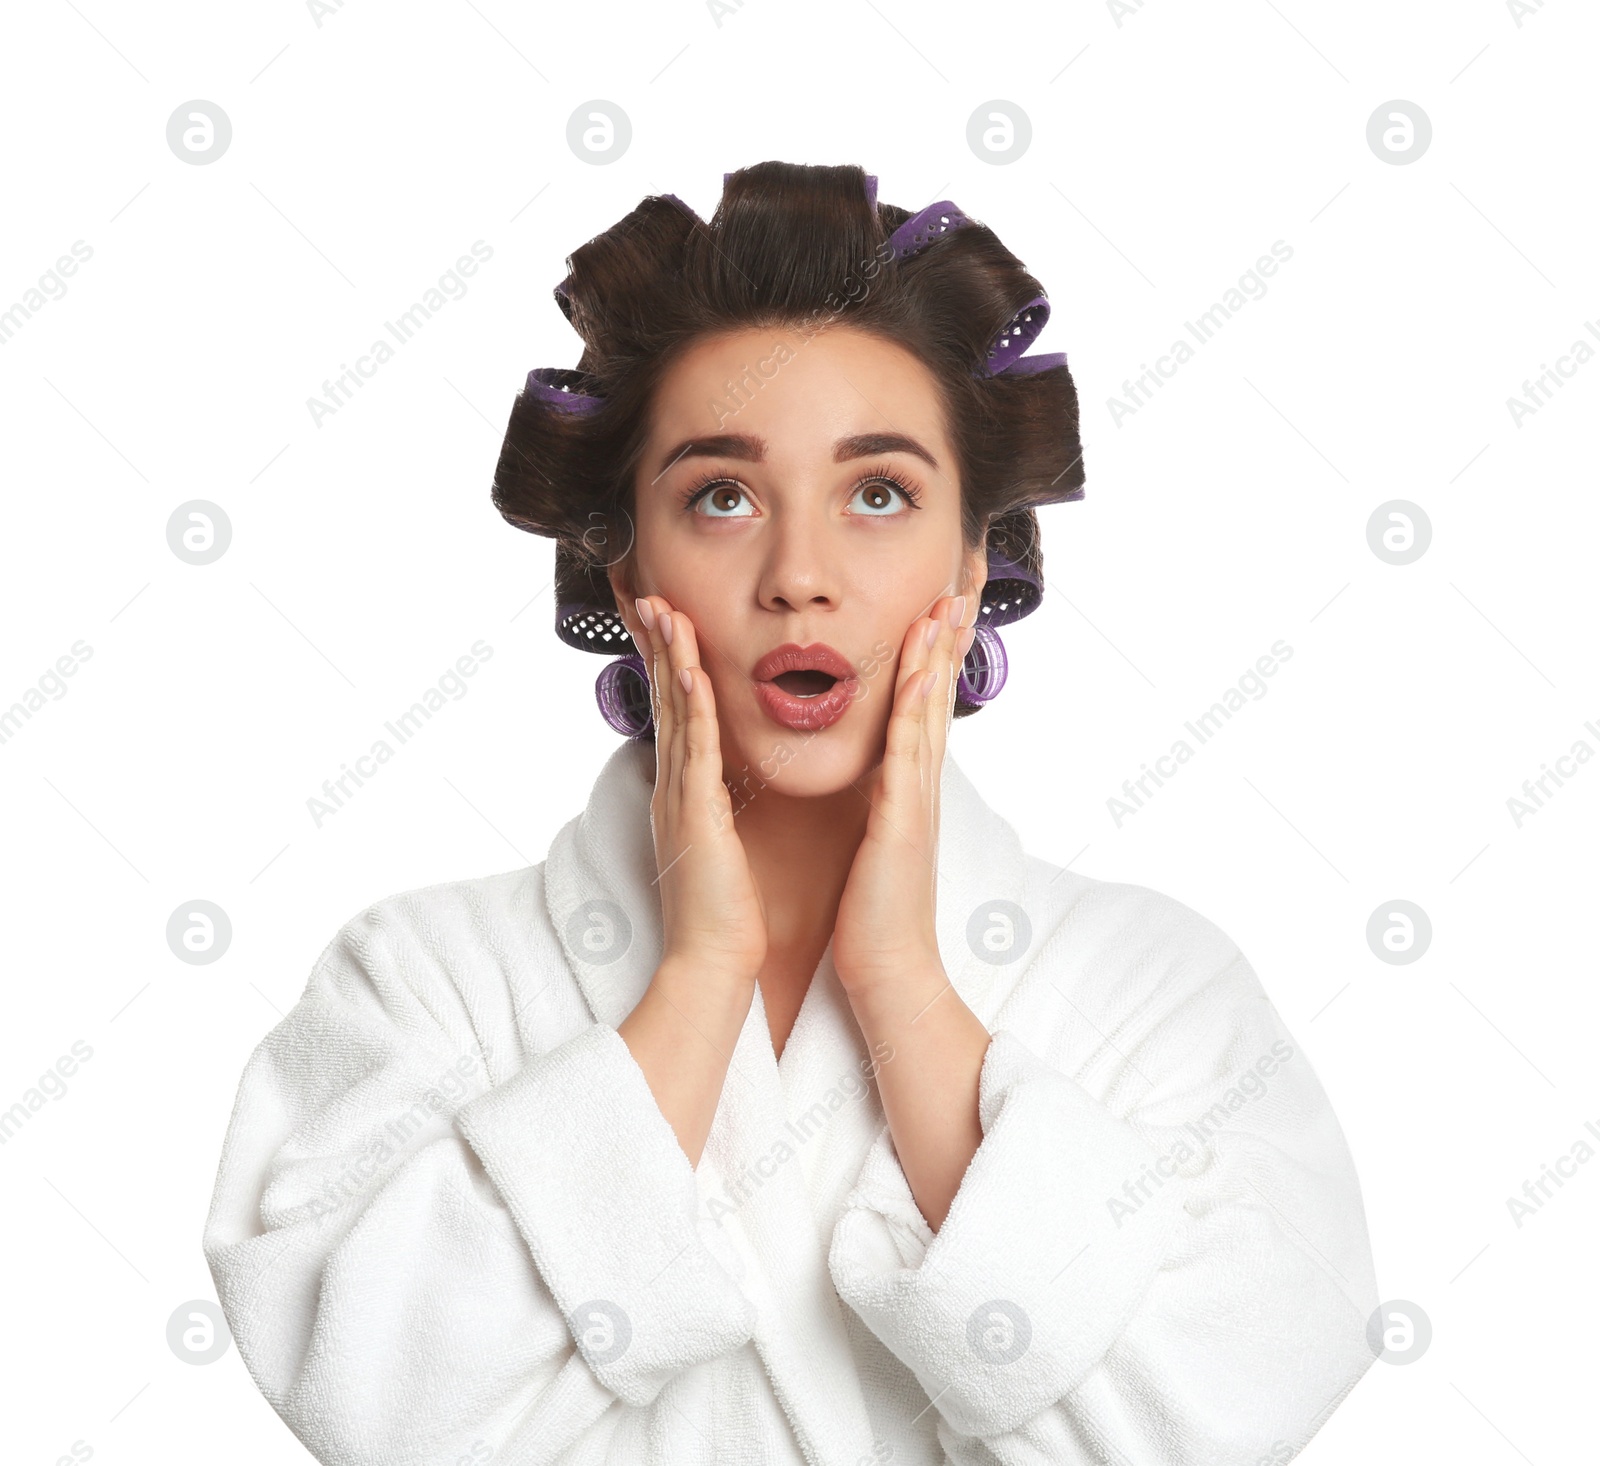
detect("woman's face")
[611,323,986,796]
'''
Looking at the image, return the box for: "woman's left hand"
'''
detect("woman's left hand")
[832,590,977,994]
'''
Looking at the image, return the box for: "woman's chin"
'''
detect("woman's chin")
[720,717,883,800]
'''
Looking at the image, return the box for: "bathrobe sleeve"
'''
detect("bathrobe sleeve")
[203,900,756,1466]
[827,913,1378,1464]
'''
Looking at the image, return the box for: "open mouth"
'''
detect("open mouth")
[770,670,839,699]
[751,642,857,731]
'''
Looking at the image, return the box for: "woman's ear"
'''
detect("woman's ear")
[607,556,643,643]
[961,542,989,617]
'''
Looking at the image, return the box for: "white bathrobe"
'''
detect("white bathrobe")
[203,739,1380,1466]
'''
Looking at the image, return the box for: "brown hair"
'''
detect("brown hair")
[490,160,1086,719]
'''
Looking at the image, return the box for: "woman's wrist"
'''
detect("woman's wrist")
[653,953,759,1006]
[646,947,758,1017]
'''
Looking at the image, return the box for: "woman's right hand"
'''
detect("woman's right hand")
[628,594,769,990]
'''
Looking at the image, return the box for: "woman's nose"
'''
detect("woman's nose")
[756,512,841,613]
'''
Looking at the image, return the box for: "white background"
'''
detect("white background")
[1,0,1595,1461]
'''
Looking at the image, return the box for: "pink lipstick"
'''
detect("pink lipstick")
[750,642,860,732]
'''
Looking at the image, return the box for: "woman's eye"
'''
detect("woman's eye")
[685,475,918,517]
[689,482,756,517]
[849,479,914,516]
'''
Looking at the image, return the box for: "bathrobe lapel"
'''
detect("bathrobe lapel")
[541,740,1036,1465]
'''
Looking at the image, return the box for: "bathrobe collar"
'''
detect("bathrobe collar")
[542,739,1034,1464]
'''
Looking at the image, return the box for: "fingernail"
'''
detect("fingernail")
[957,625,975,659]
[923,621,939,648]
[660,612,674,645]
[635,597,655,631]
[947,596,965,627]
[919,668,937,699]
[679,667,693,694]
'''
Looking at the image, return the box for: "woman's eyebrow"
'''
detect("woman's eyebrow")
[654,431,939,478]
[836,432,939,469]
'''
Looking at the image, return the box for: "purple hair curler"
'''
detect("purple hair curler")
[885,200,973,262]
[978,546,1043,627]
[884,201,1053,375]
[596,652,653,738]
[956,622,1009,705]
[558,601,634,655]
[525,367,605,415]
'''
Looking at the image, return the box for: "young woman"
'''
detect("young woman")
[205,162,1380,1466]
